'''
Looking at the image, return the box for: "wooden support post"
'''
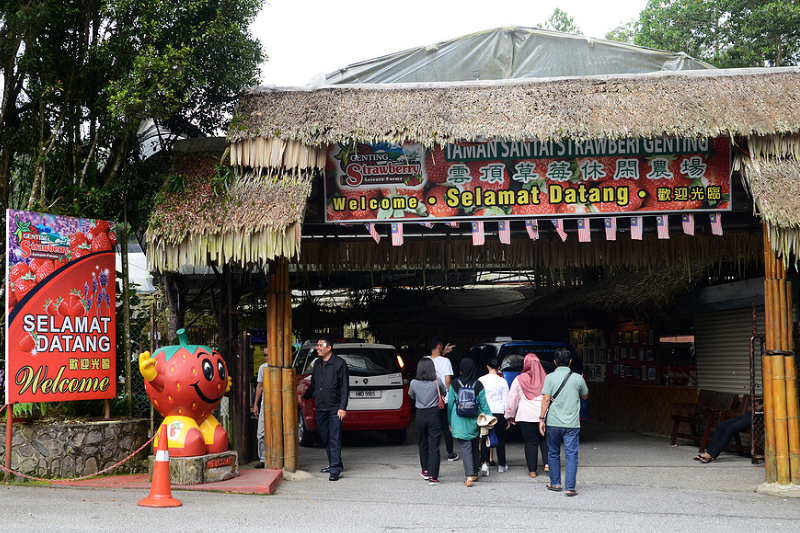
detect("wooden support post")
[773,352,791,484]
[282,368,298,472]
[269,366,283,469]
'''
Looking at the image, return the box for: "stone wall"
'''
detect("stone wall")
[0,419,151,480]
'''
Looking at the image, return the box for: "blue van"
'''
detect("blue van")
[466,340,588,421]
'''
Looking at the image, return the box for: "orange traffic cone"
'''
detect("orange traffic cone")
[138,424,182,508]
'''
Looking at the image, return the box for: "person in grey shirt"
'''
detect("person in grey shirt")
[409,358,447,484]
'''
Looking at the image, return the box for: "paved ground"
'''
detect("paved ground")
[2,421,799,532]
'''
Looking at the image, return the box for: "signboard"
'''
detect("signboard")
[324,137,731,223]
[5,210,117,404]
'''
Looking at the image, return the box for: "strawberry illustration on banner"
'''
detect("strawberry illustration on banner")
[682,213,695,235]
[604,218,617,241]
[630,216,643,240]
[472,221,485,246]
[656,215,670,239]
[5,210,117,404]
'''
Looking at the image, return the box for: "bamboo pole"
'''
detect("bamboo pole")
[773,352,791,484]
[270,366,283,468]
[276,259,285,374]
[764,353,777,482]
[262,362,272,468]
[786,348,800,484]
[282,368,297,472]
[283,258,292,367]
[779,279,788,351]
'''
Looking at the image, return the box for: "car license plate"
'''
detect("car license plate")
[350,390,380,399]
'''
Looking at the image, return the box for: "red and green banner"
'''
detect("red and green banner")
[5,210,117,404]
[324,137,731,223]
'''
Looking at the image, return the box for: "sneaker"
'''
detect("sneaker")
[428,477,440,485]
[447,452,459,462]
[498,464,508,473]
[480,464,490,477]
[420,470,430,480]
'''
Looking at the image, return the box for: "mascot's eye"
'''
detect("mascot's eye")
[202,359,215,381]
[217,360,226,381]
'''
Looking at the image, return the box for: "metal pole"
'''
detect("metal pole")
[5,407,12,483]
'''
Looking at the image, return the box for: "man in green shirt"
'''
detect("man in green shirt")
[539,347,588,496]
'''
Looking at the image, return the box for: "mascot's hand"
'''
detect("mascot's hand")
[138,351,157,382]
[226,375,233,393]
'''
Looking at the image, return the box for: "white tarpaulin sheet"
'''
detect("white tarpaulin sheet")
[322,26,714,85]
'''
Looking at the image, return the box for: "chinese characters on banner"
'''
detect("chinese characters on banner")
[5,210,117,404]
[324,137,731,223]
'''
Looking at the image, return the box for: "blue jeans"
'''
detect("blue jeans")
[317,410,343,475]
[546,426,580,491]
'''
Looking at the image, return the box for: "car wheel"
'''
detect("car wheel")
[386,429,406,445]
[298,409,316,447]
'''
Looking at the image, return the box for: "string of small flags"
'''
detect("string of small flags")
[359,214,723,246]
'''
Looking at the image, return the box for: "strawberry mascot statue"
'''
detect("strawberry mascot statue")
[139,329,232,456]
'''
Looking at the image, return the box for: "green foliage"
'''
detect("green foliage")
[211,165,233,197]
[635,0,800,67]
[164,174,187,195]
[606,20,639,44]
[12,403,36,418]
[540,8,582,35]
[0,0,265,236]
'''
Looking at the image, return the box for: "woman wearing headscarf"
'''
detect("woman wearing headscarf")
[447,358,492,487]
[506,353,549,477]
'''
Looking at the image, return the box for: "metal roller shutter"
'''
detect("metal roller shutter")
[695,307,765,395]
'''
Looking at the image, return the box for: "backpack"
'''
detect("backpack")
[455,379,480,417]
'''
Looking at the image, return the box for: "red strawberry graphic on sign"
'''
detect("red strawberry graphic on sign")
[10,262,32,283]
[425,185,460,218]
[59,291,87,317]
[424,147,450,185]
[17,331,37,353]
[8,285,18,309]
[44,298,62,316]
[593,179,645,212]
[72,241,91,259]
[29,258,47,272]
[90,220,110,238]
[34,260,56,283]
[14,273,36,301]
[91,232,113,252]
[69,232,89,250]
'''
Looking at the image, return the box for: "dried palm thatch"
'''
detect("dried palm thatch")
[735,134,800,265]
[230,67,800,148]
[229,138,327,171]
[297,232,762,274]
[146,152,312,272]
[526,261,714,317]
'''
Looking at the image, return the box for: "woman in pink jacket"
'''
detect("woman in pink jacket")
[506,353,549,477]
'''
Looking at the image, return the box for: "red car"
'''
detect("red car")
[293,340,412,446]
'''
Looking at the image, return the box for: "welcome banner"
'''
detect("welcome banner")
[324,137,731,223]
[5,210,117,404]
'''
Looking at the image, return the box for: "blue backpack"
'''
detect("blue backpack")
[455,379,480,417]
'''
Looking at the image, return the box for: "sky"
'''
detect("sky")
[250,0,650,87]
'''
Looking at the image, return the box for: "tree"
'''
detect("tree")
[606,20,639,44]
[634,0,800,68]
[0,0,264,240]
[540,8,582,35]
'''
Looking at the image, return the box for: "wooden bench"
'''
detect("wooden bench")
[710,395,761,460]
[669,389,739,451]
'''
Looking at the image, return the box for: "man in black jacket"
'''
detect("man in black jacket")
[303,335,349,480]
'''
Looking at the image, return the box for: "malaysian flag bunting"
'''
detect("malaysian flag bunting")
[656,215,669,239]
[681,213,695,236]
[365,223,380,244]
[630,216,643,240]
[552,219,567,242]
[710,213,723,235]
[577,218,591,242]
[604,217,617,241]
[525,219,539,240]
[419,222,434,229]
[446,222,460,228]
[472,221,485,246]
[498,221,511,244]
[391,222,403,246]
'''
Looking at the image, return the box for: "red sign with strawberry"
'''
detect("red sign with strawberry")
[325,138,731,223]
[5,210,117,404]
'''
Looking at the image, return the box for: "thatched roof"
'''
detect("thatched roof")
[146,152,311,272]
[230,67,800,147]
